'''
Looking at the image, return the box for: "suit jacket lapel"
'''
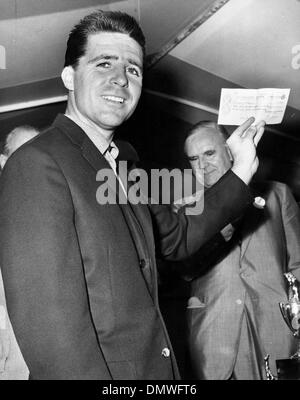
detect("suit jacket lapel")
[81,135,110,171]
[117,155,156,296]
[116,140,156,265]
[240,204,265,260]
[54,114,111,172]
[54,114,125,202]
[54,115,156,296]
[130,202,157,294]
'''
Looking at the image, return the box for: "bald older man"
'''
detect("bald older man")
[182,121,300,380]
[0,125,39,380]
[0,125,39,170]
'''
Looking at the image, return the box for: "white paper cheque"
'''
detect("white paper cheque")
[217,88,290,125]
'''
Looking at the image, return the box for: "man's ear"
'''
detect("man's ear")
[225,143,233,162]
[61,66,75,91]
[0,154,8,170]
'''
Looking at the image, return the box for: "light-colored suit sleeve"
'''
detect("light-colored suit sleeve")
[279,183,300,279]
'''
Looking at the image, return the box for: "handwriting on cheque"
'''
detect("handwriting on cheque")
[218,88,290,125]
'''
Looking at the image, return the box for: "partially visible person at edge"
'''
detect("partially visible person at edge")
[175,121,300,380]
[0,10,265,379]
[0,125,39,380]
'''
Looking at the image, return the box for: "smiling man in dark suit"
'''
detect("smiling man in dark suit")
[0,10,265,379]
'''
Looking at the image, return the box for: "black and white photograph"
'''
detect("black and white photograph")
[0,0,299,388]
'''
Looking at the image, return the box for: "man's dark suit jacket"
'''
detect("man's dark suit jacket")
[0,115,252,379]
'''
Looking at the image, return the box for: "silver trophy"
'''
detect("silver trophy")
[265,272,300,379]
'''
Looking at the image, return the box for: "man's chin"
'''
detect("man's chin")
[96,114,129,130]
[204,178,219,188]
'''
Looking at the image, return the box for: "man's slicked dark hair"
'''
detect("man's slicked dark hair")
[64,10,146,68]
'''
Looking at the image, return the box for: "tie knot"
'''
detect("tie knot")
[107,143,119,161]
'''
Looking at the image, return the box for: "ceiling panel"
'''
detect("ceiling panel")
[0,0,218,97]
[170,0,300,111]
[0,0,123,20]
[0,0,139,90]
[139,0,216,54]
[0,0,299,144]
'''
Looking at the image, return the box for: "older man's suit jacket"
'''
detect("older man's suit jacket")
[187,181,300,380]
[0,115,252,380]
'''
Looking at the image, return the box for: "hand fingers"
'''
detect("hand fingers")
[255,120,266,130]
[244,120,265,144]
[253,121,265,146]
[232,117,255,138]
[227,118,265,148]
[243,126,256,139]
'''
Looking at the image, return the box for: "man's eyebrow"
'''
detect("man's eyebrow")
[128,58,143,71]
[88,54,118,64]
[88,54,143,70]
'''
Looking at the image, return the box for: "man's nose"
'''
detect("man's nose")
[110,66,128,87]
[198,157,208,170]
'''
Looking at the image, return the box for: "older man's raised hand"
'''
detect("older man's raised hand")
[227,117,265,185]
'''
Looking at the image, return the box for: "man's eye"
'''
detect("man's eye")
[205,151,215,156]
[127,67,140,77]
[96,62,111,68]
[188,157,198,162]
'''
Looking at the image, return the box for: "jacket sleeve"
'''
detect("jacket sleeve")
[0,147,112,380]
[279,183,300,279]
[150,169,253,261]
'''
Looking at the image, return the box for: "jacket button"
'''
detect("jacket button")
[161,347,170,358]
[140,259,146,268]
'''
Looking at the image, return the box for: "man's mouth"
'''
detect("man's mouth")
[102,95,125,104]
